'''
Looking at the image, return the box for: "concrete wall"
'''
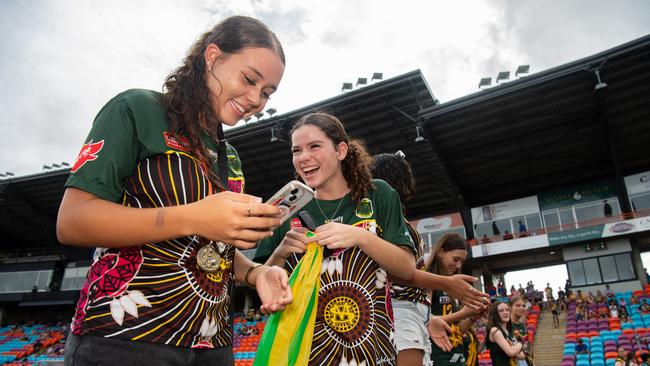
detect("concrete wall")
[563,238,631,261]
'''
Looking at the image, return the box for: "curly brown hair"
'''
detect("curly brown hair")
[370,153,416,205]
[162,16,285,189]
[291,113,373,207]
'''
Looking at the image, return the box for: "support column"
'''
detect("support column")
[471,268,484,291]
[632,243,647,287]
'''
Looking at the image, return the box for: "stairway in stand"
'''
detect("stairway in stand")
[531,309,566,366]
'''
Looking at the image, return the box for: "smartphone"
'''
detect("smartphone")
[265,181,315,223]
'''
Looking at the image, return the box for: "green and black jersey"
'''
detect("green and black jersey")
[430,290,466,365]
[255,179,415,366]
[66,89,244,348]
[391,221,430,306]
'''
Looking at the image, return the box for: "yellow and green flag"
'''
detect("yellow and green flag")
[254,232,323,366]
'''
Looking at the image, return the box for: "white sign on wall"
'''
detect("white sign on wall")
[471,196,540,224]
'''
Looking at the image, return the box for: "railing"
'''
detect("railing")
[469,209,650,246]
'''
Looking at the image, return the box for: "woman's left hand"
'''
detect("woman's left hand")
[310,222,368,250]
[255,266,293,314]
[428,316,452,352]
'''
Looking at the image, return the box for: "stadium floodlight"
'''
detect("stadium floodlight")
[270,127,280,143]
[42,165,51,171]
[341,82,353,92]
[414,125,426,143]
[371,72,383,83]
[496,71,510,84]
[254,112,264,121]
[515,65,530,78]
[266,108,277,117]
[244,117,252,124]
[61,162,70,167]
[594,70,608,90]
[478,77,492,90]
[356,78,368,88]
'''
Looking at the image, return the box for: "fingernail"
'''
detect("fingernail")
[253,197,262,203]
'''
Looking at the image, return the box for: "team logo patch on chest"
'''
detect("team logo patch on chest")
[163,132,190,152]
[355,198,374,218]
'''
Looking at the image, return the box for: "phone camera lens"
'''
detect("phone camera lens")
[289,195,297,201]
[290,188,299,195]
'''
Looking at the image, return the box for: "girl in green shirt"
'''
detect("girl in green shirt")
[255,112,417,365]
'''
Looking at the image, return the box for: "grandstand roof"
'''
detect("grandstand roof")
[1,35,649,255]
[419,34,650,209]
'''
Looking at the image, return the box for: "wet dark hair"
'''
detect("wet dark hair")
[162,16,284,189]
[291,112,373,206]
[370,153,415,205]
[426,232,468,275]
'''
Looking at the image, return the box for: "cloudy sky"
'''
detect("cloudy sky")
[1,0,649,177]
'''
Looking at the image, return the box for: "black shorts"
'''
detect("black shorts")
[65,333,234,366]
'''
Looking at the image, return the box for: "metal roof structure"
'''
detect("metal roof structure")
[420,34,650,210]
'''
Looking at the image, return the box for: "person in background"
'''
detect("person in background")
[551,300,560,328]
[596,290,606,304]
[517,221,527,237]
[426,234,487,365]
[486,302,525,366]
[610,299,620,318]
[370,152,488,366]
[544,283,554,312]
[575,338,589,354]
[510,297,532,366]
[615,349,638,366]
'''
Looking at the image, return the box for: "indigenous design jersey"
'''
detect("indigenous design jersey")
[430,290,466,365]
[65,89,244,348]
[255,179,415,366]
[390,221,430,306]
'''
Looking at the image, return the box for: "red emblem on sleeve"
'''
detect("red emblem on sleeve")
[71,139,105,173]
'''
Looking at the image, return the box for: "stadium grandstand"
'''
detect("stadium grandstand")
[0,34,649,365]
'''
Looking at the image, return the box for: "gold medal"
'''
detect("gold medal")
[197,242,222,273]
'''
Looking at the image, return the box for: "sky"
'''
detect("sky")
[1,1,649,288]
